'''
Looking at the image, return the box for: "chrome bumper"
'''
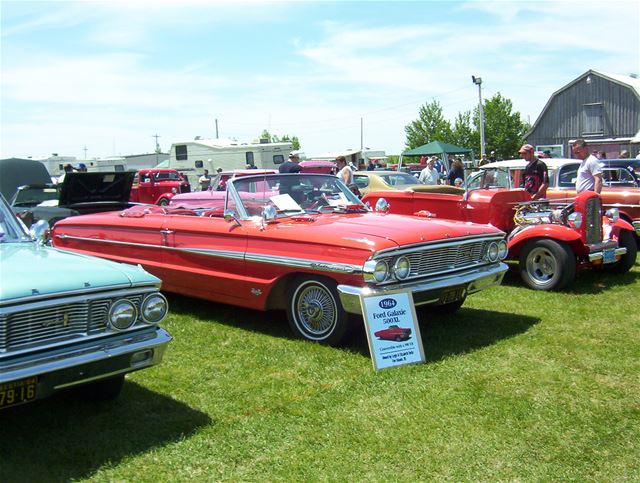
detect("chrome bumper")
[633,220,640,236]
[337,262,508,314]
[0,328,172,398]
[588,247,627,262]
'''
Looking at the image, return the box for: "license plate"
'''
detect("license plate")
[439,287,465,304]
[0,376,37,409]
[603,249,616,264]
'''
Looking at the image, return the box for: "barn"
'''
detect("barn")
[525,70,640,158]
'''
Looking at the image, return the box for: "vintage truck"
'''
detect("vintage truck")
[129,168,191,206]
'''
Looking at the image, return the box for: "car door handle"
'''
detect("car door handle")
[160,229,174,235]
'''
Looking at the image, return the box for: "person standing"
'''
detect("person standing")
[335,155,353,185]
[198,169,211,191]
[572,139,603,194]
[279,152,301,173]
[447,159,465,186]
[418,157,439,185]
[519,144,548,199]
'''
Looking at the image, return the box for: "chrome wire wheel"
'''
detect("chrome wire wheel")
[286,277,349,345]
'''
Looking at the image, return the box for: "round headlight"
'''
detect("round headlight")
[373,260,389,283]
[393,256,411,280]
[375,198,390,213]
[487,242,499,262]
[605,208,619,223]
[171,187,178,194]
[109,299,137,330]
[568,212,583,229]
[141,293,169,324]
[497,240,508,260]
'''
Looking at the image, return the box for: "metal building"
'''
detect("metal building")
[525,70,640,158]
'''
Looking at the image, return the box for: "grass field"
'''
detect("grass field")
[1,260,639,482]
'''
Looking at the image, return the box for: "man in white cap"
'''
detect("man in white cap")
[418,156,439,185]
[520,144,548,199]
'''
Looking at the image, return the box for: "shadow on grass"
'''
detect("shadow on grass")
[0,381,210,483]
[501,261,639,294]
[164,294,539,363]
[348,307,539,362]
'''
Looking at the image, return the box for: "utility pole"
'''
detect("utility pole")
[152,134,161,163]
[215,119,219,139]
[472,75,486,158]
[360,117,363,150]
[83,145,88,160]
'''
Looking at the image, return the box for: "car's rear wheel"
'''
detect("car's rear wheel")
[286,276,350,346]
[519,239,576,290]
[158,198,170,206]
[609,229,637,274]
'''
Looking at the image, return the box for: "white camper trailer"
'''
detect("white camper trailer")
[34,154,127,176]
[168,137,294,186]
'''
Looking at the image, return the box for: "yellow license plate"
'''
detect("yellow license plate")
[0,376,37,409]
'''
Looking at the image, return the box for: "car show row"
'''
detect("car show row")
[0,156,637,410]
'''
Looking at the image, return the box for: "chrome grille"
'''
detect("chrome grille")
[585,197,602,244]
[375,238,492,283]
[0,294,145,353]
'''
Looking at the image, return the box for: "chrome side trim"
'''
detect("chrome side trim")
[55,234,363,275]
[337,262,508,314]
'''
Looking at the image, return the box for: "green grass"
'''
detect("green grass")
[2,261,639,482]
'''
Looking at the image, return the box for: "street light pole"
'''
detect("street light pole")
[472,75,485,158]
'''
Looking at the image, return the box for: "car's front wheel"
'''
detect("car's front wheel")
[609,229,637,274]
[158,198,170,206]
[286,276,350,346]
[519,239,576,290]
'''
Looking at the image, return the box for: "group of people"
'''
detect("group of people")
[417,155,464,187]
[520,139,603,199]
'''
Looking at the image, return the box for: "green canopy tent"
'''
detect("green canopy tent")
[400,141,472,172]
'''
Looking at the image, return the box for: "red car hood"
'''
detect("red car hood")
[263,212,502,251]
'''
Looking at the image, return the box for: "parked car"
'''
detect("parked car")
[0,194,172,410]
[374,325,412,342]
[352,170,425,196]
[52,173,509,346]
[362,171,637,291]
[129,168,191,206]
[298,160,336,174]
[598,158,640,185]
[9,171,136,227]
[467,159,640,242]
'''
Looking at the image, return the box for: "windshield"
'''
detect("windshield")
[0,195,32,243]
[227,174,366,218]
[154,171,182,181]
[12,185,59,207]
[467,167,514,190]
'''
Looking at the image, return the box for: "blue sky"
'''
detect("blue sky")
[1,0,638,159]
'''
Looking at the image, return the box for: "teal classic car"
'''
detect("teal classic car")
[0,195,172,410]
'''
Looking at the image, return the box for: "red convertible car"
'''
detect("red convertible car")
[52,173,509,346]
[374,325,412,342]
[362,173,637,291]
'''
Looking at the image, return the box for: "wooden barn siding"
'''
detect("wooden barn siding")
[527,74,640,153]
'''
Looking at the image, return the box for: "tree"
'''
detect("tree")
[474,93,529,159]
[451,111,477,153]
[404,100,452,149]
[259,130,300,150]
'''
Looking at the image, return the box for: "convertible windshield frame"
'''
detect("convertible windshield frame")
[0,194,33,243]
[226,173,366,220]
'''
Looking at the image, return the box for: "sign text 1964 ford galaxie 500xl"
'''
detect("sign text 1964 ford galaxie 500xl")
[0,194,172,410]
[52,173,509,346]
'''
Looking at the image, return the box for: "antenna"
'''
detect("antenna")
[83,145,88,160]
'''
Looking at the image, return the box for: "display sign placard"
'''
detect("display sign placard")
[360,290,425,371]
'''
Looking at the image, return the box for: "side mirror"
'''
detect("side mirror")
[374,198,390,213]
[30,219,51,245]
[223,209,241,226]
[262,205,277,221]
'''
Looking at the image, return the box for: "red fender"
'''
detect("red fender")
[154,191,176,205]
[507,224,583,259]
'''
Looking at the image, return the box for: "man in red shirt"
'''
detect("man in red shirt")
[519,144,548,200]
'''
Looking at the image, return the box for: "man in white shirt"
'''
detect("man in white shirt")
[572,139,602,193]
[419,157,439,185]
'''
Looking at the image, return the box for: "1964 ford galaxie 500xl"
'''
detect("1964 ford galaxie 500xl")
[0,194,172,409]
[52,173,509,346]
